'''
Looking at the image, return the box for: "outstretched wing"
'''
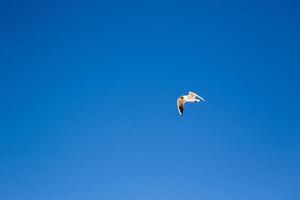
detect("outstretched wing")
[177,98,184,116]
[189,91,205,102]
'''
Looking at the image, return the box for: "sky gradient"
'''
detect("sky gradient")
[1,0,300,199]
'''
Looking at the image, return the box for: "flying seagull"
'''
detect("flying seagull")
[177,91,205,116]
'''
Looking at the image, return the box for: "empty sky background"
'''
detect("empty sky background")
[1,0,300,199]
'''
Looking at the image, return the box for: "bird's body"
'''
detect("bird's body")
[177,91,205,116]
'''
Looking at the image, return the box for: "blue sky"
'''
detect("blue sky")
[1,0,300,199]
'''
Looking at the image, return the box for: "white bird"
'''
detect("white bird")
[177,91,205,116]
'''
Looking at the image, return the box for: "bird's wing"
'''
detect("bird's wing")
[189,91,205,102]
[188,91,197,98]
[177,98,184,116]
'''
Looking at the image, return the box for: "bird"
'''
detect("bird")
[177,91,205,116]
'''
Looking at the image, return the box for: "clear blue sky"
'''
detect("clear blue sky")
[1,0,300,199]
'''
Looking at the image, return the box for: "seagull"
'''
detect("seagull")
[177,91,205,116]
